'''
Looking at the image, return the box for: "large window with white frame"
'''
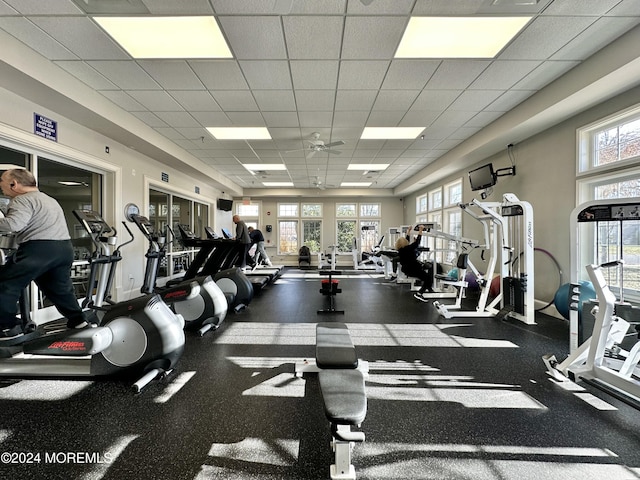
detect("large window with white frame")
[577,104,640,297]
[276,202,323,255]
[302,203,322,253]
[421,180,463,265]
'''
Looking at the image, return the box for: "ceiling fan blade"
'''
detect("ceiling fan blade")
[323,140,345,148]
[284,148,305,153]
[324,149,342,155]
[306,150,317,159]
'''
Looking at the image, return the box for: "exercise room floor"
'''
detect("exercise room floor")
[1,268,639,480]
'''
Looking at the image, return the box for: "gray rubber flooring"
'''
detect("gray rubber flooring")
[0,268,639,479]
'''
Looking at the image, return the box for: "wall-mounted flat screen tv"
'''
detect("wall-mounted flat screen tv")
[217,198,233,211]
[468,163,496,191]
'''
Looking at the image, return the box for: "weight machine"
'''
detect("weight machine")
[434,193,535,324]
[544,199,640,406]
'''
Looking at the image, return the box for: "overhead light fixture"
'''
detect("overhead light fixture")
[207,127,272,140]
[262,182,294,187]
[94,16,233,59]
[347,164,390,171]
[242,164,287,171]
[341,182,372,187]
[395,16,531,58]
[360,127,424,139]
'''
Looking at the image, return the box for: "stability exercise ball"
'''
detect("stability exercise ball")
[553,281,596,320]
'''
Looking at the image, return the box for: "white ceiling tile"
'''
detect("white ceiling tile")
[239,61,292,89]
[226,112,265,125]
[0,1,17,14]
[141,0,213,14]
[608,0,640,15]
[98,90,147,111]
[0,18,77,60]
[290,61,339,90]
[4,0,81,14]
[542,0,621,15]
[424,60,491,90]
[465,111,504,128]
[469,61,541,90]
[381,60,440,90]
[511,60,580,90]
[261,112,300,127]
[448,90,503,111]
[138,61,204,90]
[174,127,210,140]
[253,90,297,111]
[431,110,478,128]
[372,90,420,111]
[400,110,440,127]
[298,111,334,127]
[127,90,184,111]
[88,61,160,89]
[347,0,414,14]
[211,90,258,111]
[333,111,369,127]
[218,16,287,60]
[341,16,408,59]
[412,90,462,111]
[190,61,249,90]
[55,61,117,89]
[366,111,406,126]
[335,90,377,111]
[283,16,344,59]
[155,111,200,128]
[191,111,232,126]
[168,90,221,112]
[131,111,168,128]
[153,127,185,140]
[550,17,640,61]
[338,61,389,89]
[412,0,485,15]
[29,16,128,59]
[499,16,598,60]
[485,90,536,112]
[295,90,336,111]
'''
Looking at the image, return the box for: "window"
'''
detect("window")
[429,188,442,210]
[416,194,427,214]
[360,203,380,217]
[577,104,640,297]
[278,203,298,217]
[237,202,259,217]
[302,203,322,217]
[422,180,462,264]
[302,220,321,252]
[279,220,298,254]
[337,220,356,252]
[360,220,380,252]
[336,203,356,217]
[149,188,210,279]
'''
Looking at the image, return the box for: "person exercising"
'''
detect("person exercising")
[248,226,272,267]
[395,224,434,302]
[232,214,251,270]
[0,169,88,341]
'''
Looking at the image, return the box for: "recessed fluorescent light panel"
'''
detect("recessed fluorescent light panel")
[262,182,294,187]
[94,16,233,59]
[207,127,272,140]
[242,164,287,171]
[347,164,390,171]
[360,127,424,140]
[341,182,372,187]
[395,16,531,58]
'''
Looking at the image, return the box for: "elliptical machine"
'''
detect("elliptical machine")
[0,210,186,393]
[128,211,227,336]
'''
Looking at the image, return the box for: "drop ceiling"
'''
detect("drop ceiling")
[0,0,639,197]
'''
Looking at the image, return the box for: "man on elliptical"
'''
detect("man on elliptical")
[0,169,88,341]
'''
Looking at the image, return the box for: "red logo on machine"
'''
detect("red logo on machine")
[164,290,188,299]
[48,341,87,352]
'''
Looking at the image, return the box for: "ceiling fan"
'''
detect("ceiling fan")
[311,176,336,190]
[287,132,345,159]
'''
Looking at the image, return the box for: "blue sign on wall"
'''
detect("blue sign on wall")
[34,113,57,142]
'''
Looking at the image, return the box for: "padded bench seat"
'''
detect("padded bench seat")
[319,369,367,427]
[316,323,358,369]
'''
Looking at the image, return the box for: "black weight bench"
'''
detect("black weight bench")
[296,323,368,480]
[318,270,344,314]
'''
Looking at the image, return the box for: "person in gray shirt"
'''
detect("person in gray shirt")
[0,169,88,341]
[232,214,251,270]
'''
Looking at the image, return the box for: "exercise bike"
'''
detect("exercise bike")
[0,210,186,393]
[128,212,227,336]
